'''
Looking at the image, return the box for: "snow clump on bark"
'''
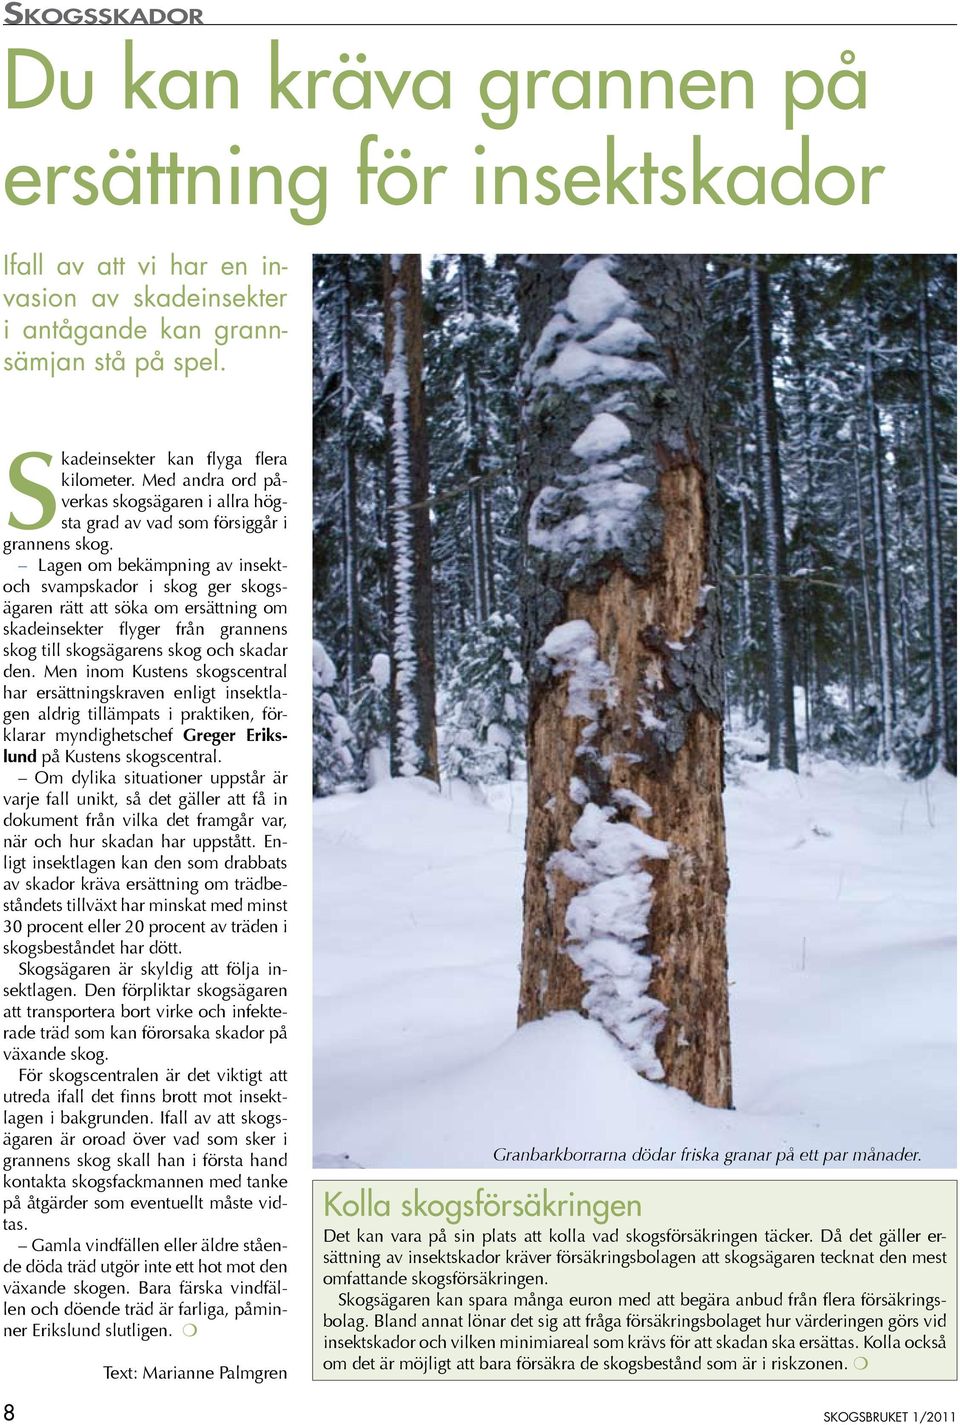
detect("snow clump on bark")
[542,620,670,1077]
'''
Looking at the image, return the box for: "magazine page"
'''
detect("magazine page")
[0,4,956,1422]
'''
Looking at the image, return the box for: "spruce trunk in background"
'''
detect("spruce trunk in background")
[916,258,953,773]
[862,280,897,758]
[337,256,361,706]
[734,428,757,725]
[516,254,732,1109]
[459,254,492,625]
[383,254,439,783]
[850,432,878,691]
[748,256,799,774]
[788,265,818,751]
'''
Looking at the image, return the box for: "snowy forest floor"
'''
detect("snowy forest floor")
[313,760,956,1169]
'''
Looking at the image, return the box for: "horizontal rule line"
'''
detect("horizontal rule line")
[6,20,956,26]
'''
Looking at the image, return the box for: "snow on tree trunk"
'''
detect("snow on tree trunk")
[862,284,896,759]
[383,254,439,782]
[748,256,798,774]
[517,254,732,1109]
[440,611,526,784]
[891,412,912,695]
[482,490,498,616]
[850,430,878,690]
[735,427,756,723]
[338,256,361,706]
[917,259,952,773]
[313,640,354,794]
[790,269,818,751]
[460,256,491,626]
[845,586,859,717]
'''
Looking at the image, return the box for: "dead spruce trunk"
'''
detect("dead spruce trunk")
[516,254,732,1109]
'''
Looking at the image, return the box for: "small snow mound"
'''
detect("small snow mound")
[563,257,636,331]
[569,802,669,873]
[564,871,654,947]
[540,620,614,719]
[584,315,657,356]
[571,412,632,461]
[544,343,664,390]
[613,787,654,817]
[316,1011,735,1169]
[542,618,596,664]
[365,745,390,786]
[528,480,649,559]
[312,640,337,689]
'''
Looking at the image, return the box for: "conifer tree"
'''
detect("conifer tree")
[516,255,732,1108]
[383,254,440,782]
[441,611,526,783]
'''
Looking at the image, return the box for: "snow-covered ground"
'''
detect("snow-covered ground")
[313,761,956,1168]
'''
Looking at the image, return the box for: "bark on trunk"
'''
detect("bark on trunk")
[891,414,911,694]
[748,256,799,773]
[517,254,732,1109]
[338,256,361,706]
[846,586,859,717]
[383,254,439,783]
[862,283,896,756]
[917,258,953,773]
[850,431,877,689]
[790,269,817,751]
[458,254,498,625]
[735,428,756,724]
[483,490,498,616]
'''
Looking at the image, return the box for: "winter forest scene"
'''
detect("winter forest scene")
[312,252,956,1170]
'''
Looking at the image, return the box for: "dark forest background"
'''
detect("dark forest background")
[312,254,957,793]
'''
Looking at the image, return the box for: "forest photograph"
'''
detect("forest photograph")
[312,252,956,1170]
